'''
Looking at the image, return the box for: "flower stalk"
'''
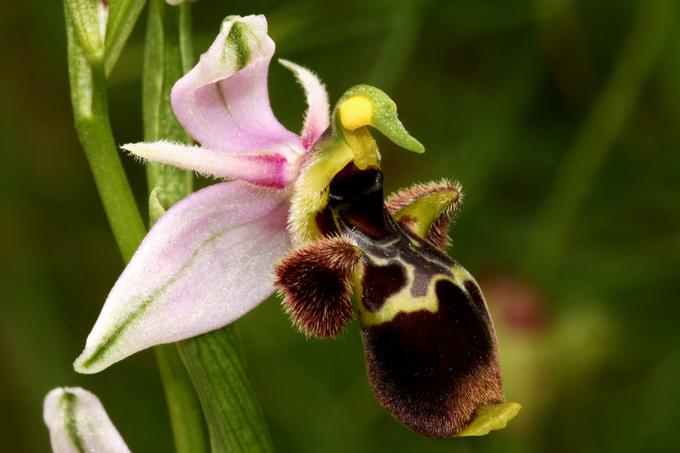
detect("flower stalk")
[65,11,145,262]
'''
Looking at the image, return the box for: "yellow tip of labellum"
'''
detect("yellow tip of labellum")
[456,402,522,437]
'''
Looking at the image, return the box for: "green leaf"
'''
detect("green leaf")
[155,345,210,453]
[143,0,193,207]
[105,0,148,75]
[178,327,274,453]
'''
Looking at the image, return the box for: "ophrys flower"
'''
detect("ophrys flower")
[72,14,519,438]
[275,86,520,437]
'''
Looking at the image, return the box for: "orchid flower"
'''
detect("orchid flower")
[273,85,520,437]
[73,13,519,438]
[44,387,130,453]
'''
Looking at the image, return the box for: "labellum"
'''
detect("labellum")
[275,85,520,437]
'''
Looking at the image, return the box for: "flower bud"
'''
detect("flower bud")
[65,0,107,63]
[44,387,130,453]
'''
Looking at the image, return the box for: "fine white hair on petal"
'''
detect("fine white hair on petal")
[74,181,291,373]
[278,59,330,150]
[122,141,298,188]
[43,387,131,453]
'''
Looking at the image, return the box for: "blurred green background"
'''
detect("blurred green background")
[2,0,680,451]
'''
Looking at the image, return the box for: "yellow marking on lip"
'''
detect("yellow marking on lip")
[355,248,483,327]
[357,261,461,327]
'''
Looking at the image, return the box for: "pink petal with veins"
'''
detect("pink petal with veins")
[74,181,290,373]
[171,15,301,156]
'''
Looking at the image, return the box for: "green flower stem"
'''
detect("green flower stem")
[178,329,274,453]
[523,0,675,282]
[143,2,273,452]
[154,344,209,453]
[65,16,145,262]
